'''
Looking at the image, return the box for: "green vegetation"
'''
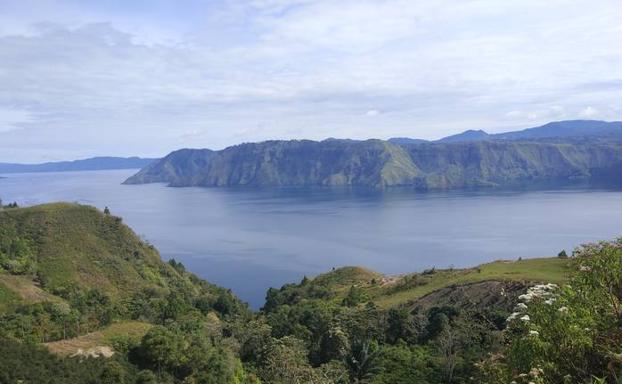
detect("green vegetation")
[477,239,622,383]
[373,257,569,308]
[263,258,569,310]
[0,203,252,384]
[45,321,152,356]
[124,137,622,189]
[0,201,618,383]
[256,257,571,383]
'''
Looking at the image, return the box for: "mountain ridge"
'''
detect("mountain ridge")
[437,119,622,143]
[0,156,157,174]
[124,134,622,189]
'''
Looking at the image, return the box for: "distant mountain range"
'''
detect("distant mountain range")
[390,119,622,143]
[125,120,622,190]
[0,156,157,174]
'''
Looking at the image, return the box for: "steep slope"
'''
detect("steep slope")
[126,139,422,188]
[401,140,622,189]
[121,148,214,185]
[263,257,569,311]
[0,203,245,320]
[1,203,187,298]
[125,137,622,189]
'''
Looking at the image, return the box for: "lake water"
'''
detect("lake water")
[1,169,622,308]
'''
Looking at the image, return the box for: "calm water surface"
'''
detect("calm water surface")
[1,169,621,308]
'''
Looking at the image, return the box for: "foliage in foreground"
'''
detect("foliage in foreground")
[478,239,622,383]
[2,202,621,383]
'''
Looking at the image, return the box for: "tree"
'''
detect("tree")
[139,326,186,376]
[385,308,413,344]
[319,324,349,363]
[258,336,319,383]
[135,370,158,384]
[213,292,237,316]
[100,361,128,384]
[370,343,430,384]
[345,338,381,383]
[438,325,459,383]
[343,286,365,307]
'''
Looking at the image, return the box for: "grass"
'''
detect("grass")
[0,273,66,313]
[372,257,570,308]
[288,257,570,310]
[0,202,204,301]
[45,321,153,356]
[0,277,20,313]
[312,266,382,289]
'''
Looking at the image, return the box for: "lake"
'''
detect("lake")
[1,169,622,308]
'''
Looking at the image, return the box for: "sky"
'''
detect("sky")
[0,0,621,162]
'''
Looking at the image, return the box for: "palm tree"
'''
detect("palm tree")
[344,338,381,383]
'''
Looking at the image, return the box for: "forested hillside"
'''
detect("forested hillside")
[1,203,620,383]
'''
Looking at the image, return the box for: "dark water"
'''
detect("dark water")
[1,169,622,308]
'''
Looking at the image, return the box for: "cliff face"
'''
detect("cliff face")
[124,139,622,189]
[402,141,622,189]
[125,140,422,188]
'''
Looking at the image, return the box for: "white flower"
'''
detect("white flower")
[579,265,591,272]
[558,306,569,313]
[506,312,520,322]
[544,298,555,305]
[529,330,539,337]
[520,315,530,322]
[518,293,533,302]
[514,303,528,311]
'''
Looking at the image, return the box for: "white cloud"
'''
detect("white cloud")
[0,0,621,161]
[0,107,35,133]
[580,106,599,118]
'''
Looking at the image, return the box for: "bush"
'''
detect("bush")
[487,239,622,383]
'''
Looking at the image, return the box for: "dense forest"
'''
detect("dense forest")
[1,202,621,383]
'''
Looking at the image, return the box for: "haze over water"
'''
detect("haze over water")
[2,169,621,308]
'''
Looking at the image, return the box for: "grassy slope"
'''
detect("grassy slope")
[0,203,232,312]
[1,203,179,297]
[372,257,569,308]
[290,258,569,309]
[45,321,152,356]
[0,274,65,311]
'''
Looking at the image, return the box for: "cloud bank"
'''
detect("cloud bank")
[0,0,621,161]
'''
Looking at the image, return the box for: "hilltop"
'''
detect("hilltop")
[0,203,229,302]
[263,257,569,311]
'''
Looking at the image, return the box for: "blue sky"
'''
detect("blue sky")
[0,0,621,162]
